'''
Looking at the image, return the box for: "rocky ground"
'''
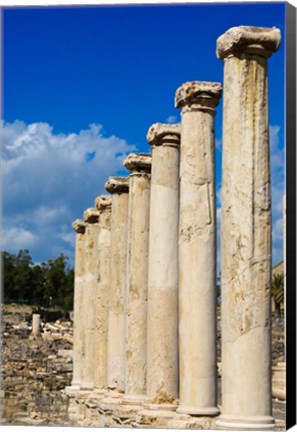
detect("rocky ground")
[0,304,285,428]
[1,304,73,426]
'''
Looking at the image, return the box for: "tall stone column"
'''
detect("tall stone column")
[175,81,222,416]
[122,153,152,405]
[93,195,112,393]
[216,26,281,430]
[71,219,86,389]
[104,176,129,395]
[81,208,99,390]
[145,123,180,410]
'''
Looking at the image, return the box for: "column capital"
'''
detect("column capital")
[83,208,99,224]
[72,219,86,234]
[216,26,281,60]
[147,123,180,148]
[104,176,129,194]
[175,81,222,112]
[123,153,152,174]
[95,195,112,212]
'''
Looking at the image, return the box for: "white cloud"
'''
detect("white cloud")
[166,115,178,124]
[2,120,136,265]
[215,138,222,149]
[2,120,284,268]
[2,227,39,251]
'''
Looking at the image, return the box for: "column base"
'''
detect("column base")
[122,393,146,406]
[216,414,275,430]
[143,401,178,411]
[177,404,219,416]
[80,382,94,391]
[93,387,107,396]
[64,384,81,396]
[102,389,124,404]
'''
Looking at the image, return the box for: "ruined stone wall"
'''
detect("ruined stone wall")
[1,305,73,426]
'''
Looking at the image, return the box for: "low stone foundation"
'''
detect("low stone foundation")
[64,385,286,430]
[64,388,218,429]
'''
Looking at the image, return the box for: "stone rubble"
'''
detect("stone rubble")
[1,305,73,426]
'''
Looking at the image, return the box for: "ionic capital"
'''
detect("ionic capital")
[123,153,152,174]
[175,81,222,112]
[147,123,180,148]
[104,176,129,194]
[72,219,86,234]
[95,195,112,212]
[83,208,99,224]
[216,26,281,60]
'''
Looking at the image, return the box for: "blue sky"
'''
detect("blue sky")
[2,2,285,269]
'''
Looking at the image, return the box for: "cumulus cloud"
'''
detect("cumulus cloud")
[2,120,136,264]
[166,115,178,124]
[215,138,222,149]
[2,120,284,268]
[2,227,39,251]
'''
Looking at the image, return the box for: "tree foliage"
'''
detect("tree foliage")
[271,272,284,316]
[2,249,74,311]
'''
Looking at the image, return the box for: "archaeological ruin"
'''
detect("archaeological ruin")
[63,25,284,429]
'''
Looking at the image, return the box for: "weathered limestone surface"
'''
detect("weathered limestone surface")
[175,81,221,416]
[70,219,86,389]
[105,176,129,393]
[216,25,281,59]
[32,314,41,336]
[145,123,180,408]
[216,26,281,430]
[81,208,99,390]
[123,153,152,404]
[92,196,112,392]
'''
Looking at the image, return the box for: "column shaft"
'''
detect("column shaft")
[81,209,99,390]
[216,26,281,430]
[175,81,221,416]
[105,177,129,393]
[94,196,112,391]
[71,220,86,388]
[124,154,151,403]
[146,124,180,407]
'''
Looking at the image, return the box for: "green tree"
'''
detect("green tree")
[2,251,17,302]
[2,249,74,310]
[43,254,74,310]
[271,273,284,317]
[13,249,34,304]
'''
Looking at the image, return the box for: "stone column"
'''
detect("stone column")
[216,26,281,430]
[104,176,129,395]
[92,195,112,393]
[175,81,222,416]
[122,153,152,405]
[80,207,99,390]
[32,314,41,336]
[145,123,180,410]
[71,219,86,389]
